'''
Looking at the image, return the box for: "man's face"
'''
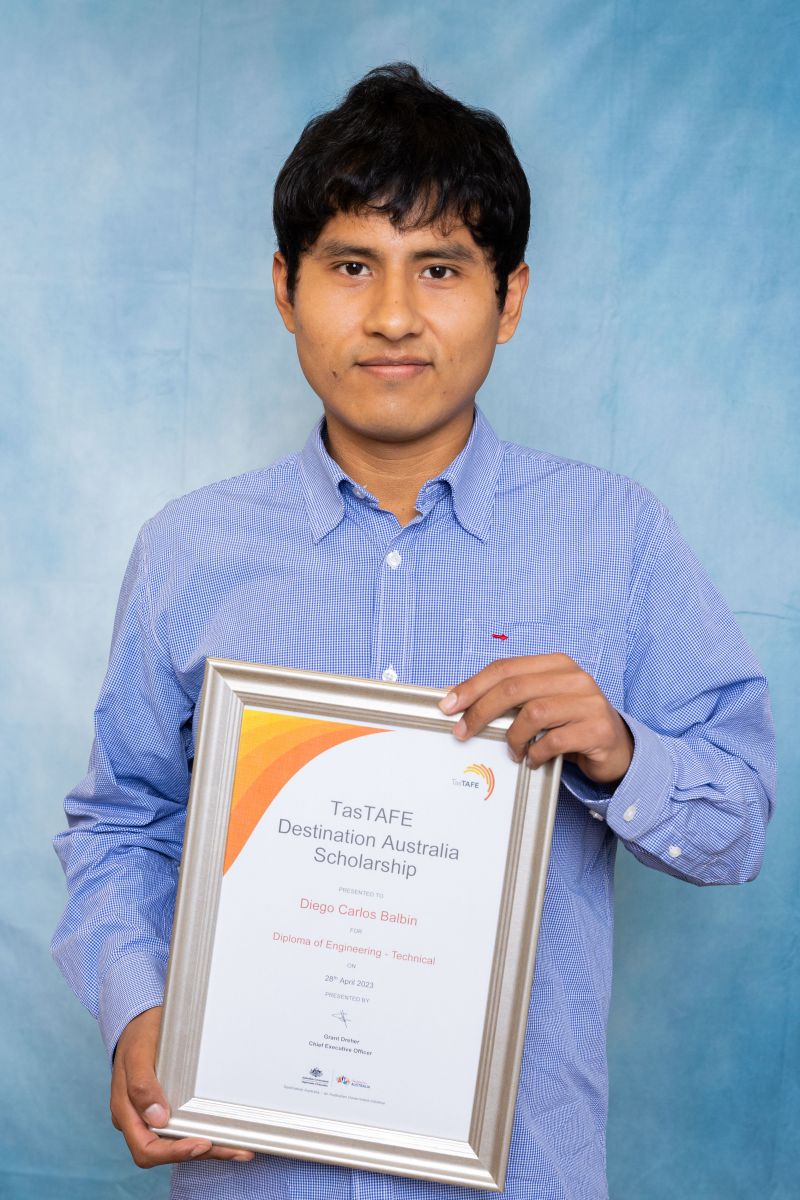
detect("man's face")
[273,209,528,451]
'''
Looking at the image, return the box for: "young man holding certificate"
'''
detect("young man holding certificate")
[52,64,775,1200]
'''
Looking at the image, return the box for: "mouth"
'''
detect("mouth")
[356,357,431,381]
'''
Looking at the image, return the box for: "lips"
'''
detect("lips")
[358,357,429,366]
[357,357,431,380]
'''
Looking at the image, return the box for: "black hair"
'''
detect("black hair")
[273,63,530,308]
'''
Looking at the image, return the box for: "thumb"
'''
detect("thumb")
[120,1009,171,1127]
[127,1050,171,1127]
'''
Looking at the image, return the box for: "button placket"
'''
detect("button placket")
[372,536,415,685]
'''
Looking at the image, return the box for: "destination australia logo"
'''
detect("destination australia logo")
[451,763,495,800]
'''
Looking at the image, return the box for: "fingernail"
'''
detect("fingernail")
[453,718,466,739]
[439,691,459,714]
[233,1152,253,1161]
[508,746,522,763]
[190,1143,211,1158]
[143,1103,168,1125]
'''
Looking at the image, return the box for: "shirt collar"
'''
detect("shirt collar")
[297,420,350,542]
[297,406,505,543]
[437,407,505,541]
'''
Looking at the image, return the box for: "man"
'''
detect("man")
[52,63,775,1199]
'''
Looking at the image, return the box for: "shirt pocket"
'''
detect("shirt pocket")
[460,619,604,680]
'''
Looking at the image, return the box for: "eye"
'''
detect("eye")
[335,261,369,277]
[422,265,456,280]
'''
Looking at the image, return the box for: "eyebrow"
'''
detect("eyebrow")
[314,239,480,266]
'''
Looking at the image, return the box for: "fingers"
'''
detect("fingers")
[442,664,591,742]
[111,1066,212,1167]
[523,723,593,768]
[438,654,633,783]
[114,1072,255,1166]
[461,680,594,750]
[440,654,576,722]
[111,1007,255,1168]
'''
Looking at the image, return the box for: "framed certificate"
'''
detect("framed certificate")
[156,659,560,1191]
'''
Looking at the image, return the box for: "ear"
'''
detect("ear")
[272,252,296,333]
[496,261,530,345]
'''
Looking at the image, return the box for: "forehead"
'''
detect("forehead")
[310,208,487,261]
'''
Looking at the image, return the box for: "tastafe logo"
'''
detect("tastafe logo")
[464,763,495,800]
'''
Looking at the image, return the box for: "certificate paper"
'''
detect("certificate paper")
[197,709,517,1139]
[156,661,560,1190]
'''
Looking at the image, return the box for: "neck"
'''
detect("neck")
[323,410,475,525]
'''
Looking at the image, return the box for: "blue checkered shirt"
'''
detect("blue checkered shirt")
[52,408,775,1200]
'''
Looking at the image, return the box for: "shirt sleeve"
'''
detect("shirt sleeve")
[565,504,776,886]
[51,523,192,1060]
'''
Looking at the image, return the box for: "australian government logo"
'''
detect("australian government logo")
[451,763,495,800]
[301,1066,329,1087]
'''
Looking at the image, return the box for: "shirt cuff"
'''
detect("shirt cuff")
[561,714,675,837]
[560,761,615,819]
[604,713,676,840]
[99,951,167,1065]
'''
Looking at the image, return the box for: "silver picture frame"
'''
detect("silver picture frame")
[155,658,561,1192]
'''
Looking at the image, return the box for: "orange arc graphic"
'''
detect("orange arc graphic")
[223,710,386,873]
[464,763,495,800]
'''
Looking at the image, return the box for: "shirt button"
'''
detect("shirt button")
[381,666,398,683]
[589,810,604,821]
[385,550,402,569]
[667,845,682,859]
[353,486,366,499]
[622,804,637,822]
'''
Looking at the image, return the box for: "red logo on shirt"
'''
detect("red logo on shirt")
[491,633,508,641]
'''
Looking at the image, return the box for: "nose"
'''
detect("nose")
[362,268,425,340]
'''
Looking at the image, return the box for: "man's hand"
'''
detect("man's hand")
[111,1007,255,1168]
[439,654,634,785]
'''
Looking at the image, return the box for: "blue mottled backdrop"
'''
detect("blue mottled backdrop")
[0,2,796,1197]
